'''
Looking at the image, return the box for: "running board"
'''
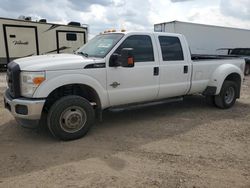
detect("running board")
[108,97,183,112]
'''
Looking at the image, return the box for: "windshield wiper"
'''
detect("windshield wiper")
[77,51,89,58]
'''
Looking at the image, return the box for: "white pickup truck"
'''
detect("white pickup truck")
[4,31,245,140]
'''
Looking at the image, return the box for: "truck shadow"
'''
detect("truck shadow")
[0,95,249,179]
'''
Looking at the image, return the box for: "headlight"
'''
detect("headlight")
[20,71,45,97]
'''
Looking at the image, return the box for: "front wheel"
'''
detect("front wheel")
[214,81,238,109]
[47,95,95,141]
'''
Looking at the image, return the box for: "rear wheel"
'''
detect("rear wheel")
[47,95,95,141]
[214,81,238,109]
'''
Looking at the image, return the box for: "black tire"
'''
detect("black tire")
[245,63,250,75]
[47,95,95,141]
[214,81,238,109]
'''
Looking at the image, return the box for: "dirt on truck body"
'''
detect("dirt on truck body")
[0,73,249,188]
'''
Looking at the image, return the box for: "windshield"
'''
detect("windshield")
[76,33,124,58]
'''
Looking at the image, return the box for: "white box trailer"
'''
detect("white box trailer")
[154,21,250,55]
[0,17,88,69]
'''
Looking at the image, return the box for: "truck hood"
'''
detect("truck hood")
[13,54,104,71]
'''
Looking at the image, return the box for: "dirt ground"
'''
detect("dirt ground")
[0,74,249,188]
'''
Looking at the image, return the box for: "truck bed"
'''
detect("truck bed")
[191,54,249,75]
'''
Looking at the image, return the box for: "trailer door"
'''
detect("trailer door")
[56,31,85,53]
[3,25,39,62]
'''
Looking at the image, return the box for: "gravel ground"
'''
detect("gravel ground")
[0,74,249,188]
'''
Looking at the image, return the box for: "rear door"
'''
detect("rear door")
[156,35,192,98]
[57,31,85,53]
[107,34,160,106]
[4,25,38,62]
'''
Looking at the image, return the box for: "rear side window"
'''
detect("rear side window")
[66,33,77,41]
[159,36,184,61]
[115,35,154,62]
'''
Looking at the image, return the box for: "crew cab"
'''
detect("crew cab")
[4,31,245,140]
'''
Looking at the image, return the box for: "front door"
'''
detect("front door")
[107,34,160,106]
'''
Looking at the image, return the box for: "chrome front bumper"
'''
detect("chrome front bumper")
[4,90,45,120]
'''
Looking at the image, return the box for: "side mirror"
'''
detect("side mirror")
[120,48,134,68]
[109,48,134,68]
[109,53,119,67]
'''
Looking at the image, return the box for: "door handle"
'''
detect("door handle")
[110,82,120,88]
[154,67,159,76]
[184,65,188,74]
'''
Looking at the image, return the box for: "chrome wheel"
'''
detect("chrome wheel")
[59,106,87,133]
[224,86,235,105]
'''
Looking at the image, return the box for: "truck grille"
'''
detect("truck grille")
[7,62,21,98]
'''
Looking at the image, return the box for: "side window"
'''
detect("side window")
[115,35,154,62]
[66,33,77,41]
[159,36,184,61]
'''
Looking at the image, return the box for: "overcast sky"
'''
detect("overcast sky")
[0,0,250,38]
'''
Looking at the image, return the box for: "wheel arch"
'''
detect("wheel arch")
[42,83,103,118]
[33,74,109,110]
[208,64,243,96]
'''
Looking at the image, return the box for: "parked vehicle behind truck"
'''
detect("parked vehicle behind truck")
[0,17,88,70]
[217,48,250,75]
[4,31,245,140]
[154,21,250,75]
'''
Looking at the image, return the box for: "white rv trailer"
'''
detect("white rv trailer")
[154,21,250,55]
[0,17,88,69]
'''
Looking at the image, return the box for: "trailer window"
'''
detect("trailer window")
[66,33,77,41]
[159,36,184,61]
[115,35,154,62]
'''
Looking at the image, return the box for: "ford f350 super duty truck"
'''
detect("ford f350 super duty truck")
[4,31,245,140]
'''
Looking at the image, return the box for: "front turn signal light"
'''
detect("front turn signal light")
[33,77,45,85]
